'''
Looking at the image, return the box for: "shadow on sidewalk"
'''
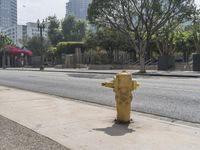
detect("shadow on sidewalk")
[93,123,135,136]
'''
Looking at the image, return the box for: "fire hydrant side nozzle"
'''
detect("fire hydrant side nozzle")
[102,80,115,89]
[102,71,140,123]
[132,80,140,91]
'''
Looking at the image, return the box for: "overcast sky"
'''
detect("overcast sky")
[18,0,67,24]
[18,0,200,25]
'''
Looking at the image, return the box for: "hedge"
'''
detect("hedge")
[56,42,84,55]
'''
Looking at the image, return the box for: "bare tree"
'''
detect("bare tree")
[88,0,194,72]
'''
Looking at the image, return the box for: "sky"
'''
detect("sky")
[18,0,68,24]
[196,0,200,6]
[18,0,200,25]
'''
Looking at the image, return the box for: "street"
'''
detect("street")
[0,70,199,123]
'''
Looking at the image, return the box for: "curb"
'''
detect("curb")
[133,73,200,78]
[1,68,200,78]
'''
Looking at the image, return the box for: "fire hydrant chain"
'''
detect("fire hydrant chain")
[102,71,140,123]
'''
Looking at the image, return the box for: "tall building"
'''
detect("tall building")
[66,0,91,20]
[0,0,17,28]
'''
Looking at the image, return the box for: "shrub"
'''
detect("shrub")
[56,42,84,55]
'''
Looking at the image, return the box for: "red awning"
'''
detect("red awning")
[6,46,20,55]
[6,46,32,56]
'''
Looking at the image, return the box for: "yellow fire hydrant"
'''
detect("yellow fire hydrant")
[102,71,139,123]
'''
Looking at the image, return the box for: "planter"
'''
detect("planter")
[192,53,200,71]
[158,55,175,71]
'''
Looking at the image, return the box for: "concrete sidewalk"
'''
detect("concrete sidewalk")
[1,67,200,78]
[0,86,200,150]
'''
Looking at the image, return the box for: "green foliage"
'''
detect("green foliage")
[84,27,135,63]
[0,33,13,50]
[62,16,86,42]
[48,16,63,46]
[47,46,57,55]
[46,46,57,64]
[24,37,50,56]
[175,30,195,61]
[150,27,195,62]
[83,30,98,49]
[154,27,180,56]
[191,8,200,53]
[56,42,84,55]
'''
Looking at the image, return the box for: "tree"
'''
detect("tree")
[47,16,63,46]
[84,27,136,63]
[0,33,12,50]
[95,28,121,63]
[191,8,200,54]
[155,27,182,57]
[175,30,194,62]
[0,33,13,68]
[56,42,84,55]
[62,16,86,42]
[24,37,50,56]
[84,30,99,50]
[88,0,194,73]
[46,46,58,65]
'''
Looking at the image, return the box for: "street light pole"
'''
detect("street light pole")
[37,19,45,71]
[2,50,6,69]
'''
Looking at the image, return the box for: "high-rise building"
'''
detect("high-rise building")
[66,0,91,20]
[0,0,17,28]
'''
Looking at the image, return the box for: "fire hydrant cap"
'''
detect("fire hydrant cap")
[117,70,131,75]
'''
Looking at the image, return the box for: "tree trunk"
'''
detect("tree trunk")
[139,52,146,73]
[114,49,119,63]
[139,41,147,73]
[132,37,147,73]
[108,49,114,64]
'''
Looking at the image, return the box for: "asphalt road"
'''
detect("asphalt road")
[0,70,199,124]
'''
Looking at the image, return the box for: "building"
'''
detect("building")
[0,0,17,28]
[1,25,26,47]
[1,22,48,47]
[66,0,91,20]
[26,22,48,39]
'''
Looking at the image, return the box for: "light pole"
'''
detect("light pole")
[37,19,45,70]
